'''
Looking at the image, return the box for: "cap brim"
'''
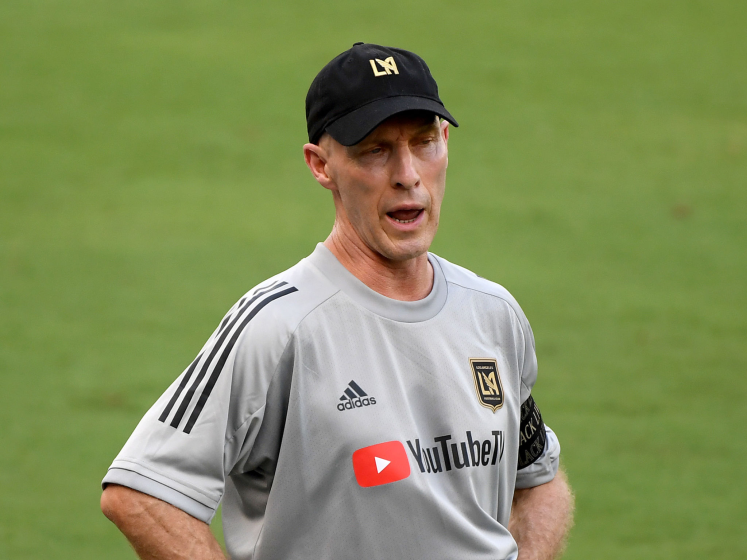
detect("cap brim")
[325,96,458,146]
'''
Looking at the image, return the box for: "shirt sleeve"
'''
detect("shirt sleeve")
[102,285,296,523]
[102,355,235,522]
[515,425,560,489]
[513,305,561,489]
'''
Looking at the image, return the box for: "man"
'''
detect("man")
[101,43,574,560]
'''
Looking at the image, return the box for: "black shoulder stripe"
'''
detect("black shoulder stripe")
[218,298,245,334]
[183,286,298,434]
[217,281,279,335]
[517,395,546,470]
[254,280,279,294]
[158,351,204,423]
[164,281,289,428]
[159,282,286,425]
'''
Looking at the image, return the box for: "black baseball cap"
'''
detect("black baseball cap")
[306,42,458,146]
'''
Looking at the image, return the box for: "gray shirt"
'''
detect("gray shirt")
[103,244,560,560]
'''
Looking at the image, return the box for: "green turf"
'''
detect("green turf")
[1,1,745,558]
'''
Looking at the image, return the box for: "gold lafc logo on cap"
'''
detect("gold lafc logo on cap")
[469,358,504,413]
[369,57,399,77]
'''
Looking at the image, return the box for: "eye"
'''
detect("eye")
[369,147,382,154]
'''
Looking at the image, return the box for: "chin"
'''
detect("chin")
[380,238,432,262]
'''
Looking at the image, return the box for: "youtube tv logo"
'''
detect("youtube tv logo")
[352,441,411,487]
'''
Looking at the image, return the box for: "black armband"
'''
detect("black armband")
[517,395,546,470]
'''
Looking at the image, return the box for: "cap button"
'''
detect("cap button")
[353,42,364,46]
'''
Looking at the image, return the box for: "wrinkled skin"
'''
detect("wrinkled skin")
[304,112,449,300]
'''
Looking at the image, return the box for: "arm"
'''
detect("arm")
[101,484,226,560]
[509,467,574,560]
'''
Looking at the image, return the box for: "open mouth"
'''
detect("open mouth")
[386,208,423,224]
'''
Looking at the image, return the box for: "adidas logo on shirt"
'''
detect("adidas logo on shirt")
[337,380,377,412]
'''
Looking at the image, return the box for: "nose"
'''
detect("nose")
[390,146,421,190]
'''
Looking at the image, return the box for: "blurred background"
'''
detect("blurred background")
[1,1,745,558]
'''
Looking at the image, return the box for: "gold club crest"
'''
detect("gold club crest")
[469,358,504,412]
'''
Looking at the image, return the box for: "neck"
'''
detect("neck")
[323,229,434,302]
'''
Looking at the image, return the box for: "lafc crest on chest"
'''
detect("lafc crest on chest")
[469,358,504,413]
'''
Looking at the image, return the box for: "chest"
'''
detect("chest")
[285,300,524,478]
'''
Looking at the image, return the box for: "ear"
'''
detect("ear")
[440,120,450,169]
[303,143,335,190]
[441,119,450,144]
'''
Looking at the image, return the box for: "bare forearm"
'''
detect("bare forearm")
[101,484,226,560]
[509,468,574,560]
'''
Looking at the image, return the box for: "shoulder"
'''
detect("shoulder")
[198,255,340,422]
[227,254,340,353]
[431,253,527,322]
[432,253,538,393]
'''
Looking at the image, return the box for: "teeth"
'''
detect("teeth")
[390,210,421,224]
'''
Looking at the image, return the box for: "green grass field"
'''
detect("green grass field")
[1,1,746,558]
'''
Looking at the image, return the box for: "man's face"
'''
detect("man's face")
[318,113,449,262]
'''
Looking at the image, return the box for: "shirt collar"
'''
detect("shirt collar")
[306,243,447,323]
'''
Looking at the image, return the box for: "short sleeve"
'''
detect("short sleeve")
[517,312,538,403]
[102,330,242,521]
[515,425,560,489]
[102,283,298,523]
[512,303,561,488]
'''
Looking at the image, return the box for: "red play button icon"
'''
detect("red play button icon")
[352,441,411,487]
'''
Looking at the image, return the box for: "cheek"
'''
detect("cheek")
[426,162,448,211]
[338,176,384,224]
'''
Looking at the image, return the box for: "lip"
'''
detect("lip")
[384,206,426,232]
